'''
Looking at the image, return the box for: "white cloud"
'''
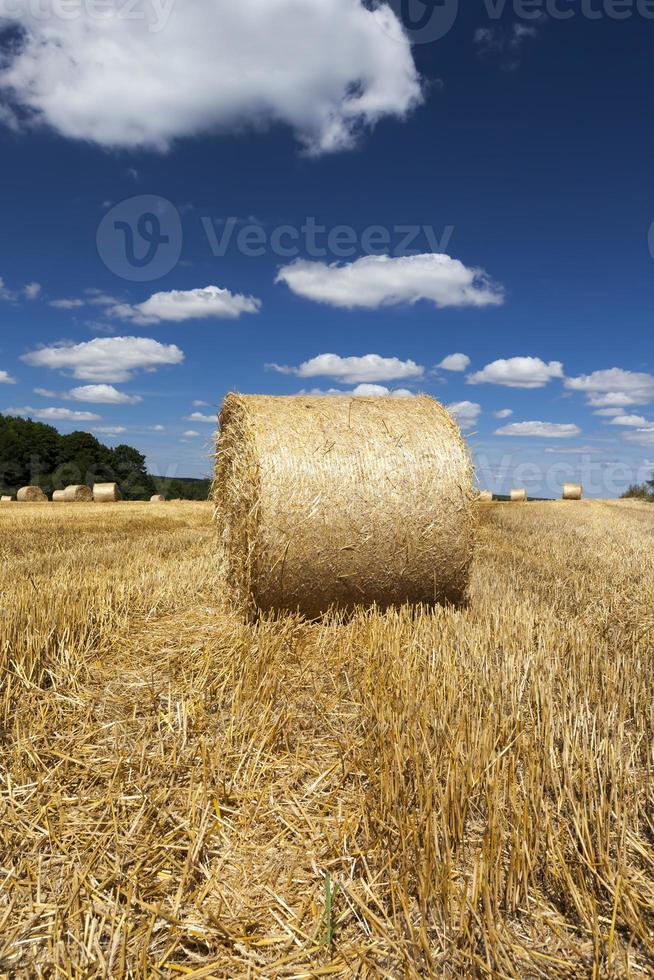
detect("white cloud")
[112,285,261,324]
[609,415,653,428]
[0,370,16,384]
[21,336,184,382]
[7,405,101,422]
[24,282,41,300]
[269,353,424,385]
[468,357,564,389]
[0,1,421,155]
[544,446,601,454]
[565,369,654,408]
[49,298,85,309]
[493,408,513,419]
[593,407,624,417]
[495,421,581,438]
[92,426,127,436]
[350,384,415,397]
[182,430,201,438]
[438,353,470,372]
[67,384,142,405]
[150,425,166,432]
[277,254,504,309]
[447,400,481,430]
[0,277,16,301]
[185,411,215,423]
[623,429,654,448]
[193,400,210,407]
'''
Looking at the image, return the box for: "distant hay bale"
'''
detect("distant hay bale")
[93,483,121,503]
[510,488,528,503]
[1,495,12,503]
[52,490,67,502]
[562,483,583,501]
[63,485,93,502]
[150,495,166,503]
[477,490,493,503]
[17,486,47,502]
[214,393,476,619]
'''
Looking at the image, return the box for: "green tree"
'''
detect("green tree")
[110,444,156,500]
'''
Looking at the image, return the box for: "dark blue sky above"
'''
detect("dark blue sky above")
[0,1,652,493]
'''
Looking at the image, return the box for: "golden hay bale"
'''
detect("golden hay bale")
[63,485,93,502]
[214,393,476,618]
[150,495,166,503]
[510,488,528,503]
[477,490,493,503]
[93,483,122,503]
[562,483,583,501]
[1,495,12,503]
[17,486,47,502]
[52,490,67,502]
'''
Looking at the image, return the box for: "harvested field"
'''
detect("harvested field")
[0,500,652,977]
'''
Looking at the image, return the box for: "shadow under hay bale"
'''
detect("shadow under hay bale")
[63,485,93,502]
[93,483,122,503]
[17,486,47,502]
[214,393,476,619]
[562,483,583,501]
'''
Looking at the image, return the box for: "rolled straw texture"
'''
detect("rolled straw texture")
[510,488,528,503]
[17,486,47,502]
[214,393,476,618]
[93,483,121,503]
[63,485,93,502]
[52,490,67,502]
[562,483,583,501]
[150,495,166,503]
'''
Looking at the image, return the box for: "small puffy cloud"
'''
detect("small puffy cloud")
[565,369,654,408]
[49,298,85,309]
[182,430,201,438]
[277,254,504,309]
[0,370,16,384]
[150,425,166,432]
[623,429,654,448]
[593,407,624,417]
[113,285,262,324]
[24,282,41,300]
[21,336,184,382]
[193,400,210,407]
[0,0,421,155]
[350,384,415,397]
[268,353,424,385]
[185,411,215,423]
[0,277,16,301]
[495,421,581,438]
[609,414,653,428]
[66,384,142,405]
[92,426,127,436]
[438,353,470,372]
[447,400,481,430]
[493,408,513,419]
[7,405,101,422]
[468,357,564,389]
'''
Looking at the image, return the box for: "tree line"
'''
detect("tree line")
[0,414,211,501]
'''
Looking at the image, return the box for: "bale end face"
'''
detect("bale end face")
[214,393,477,619]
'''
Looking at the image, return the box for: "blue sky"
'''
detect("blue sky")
[1,1,653,494]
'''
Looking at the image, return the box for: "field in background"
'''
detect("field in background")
[0,500,652,977]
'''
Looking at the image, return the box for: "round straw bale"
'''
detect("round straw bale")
[150,494,166,503]
[93,483,122,503]
[510,488,528,503]
[52,490,67,502]
[63,484,93,502]
[1,495,12,502]
[214,393,476,618]
[17,486,47,502]
[477,490,493,503]
[562,482,583,501]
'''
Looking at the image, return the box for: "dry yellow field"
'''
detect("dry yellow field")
[0,500,652,977]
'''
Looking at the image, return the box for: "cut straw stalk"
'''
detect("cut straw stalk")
[214,393,476,618]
